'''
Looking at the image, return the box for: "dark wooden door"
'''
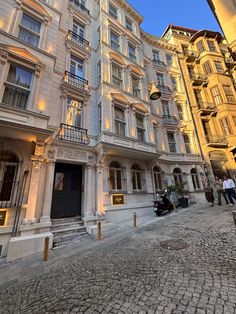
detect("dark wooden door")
[51,163,82,219]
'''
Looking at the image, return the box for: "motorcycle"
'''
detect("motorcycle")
[153,191,173,216]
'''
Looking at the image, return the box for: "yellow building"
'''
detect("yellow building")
[163,25,236,182]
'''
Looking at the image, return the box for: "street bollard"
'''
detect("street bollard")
[43,236,49,262]
[232,210,236,227]
[133,212,137,227]
[97,221,102,240]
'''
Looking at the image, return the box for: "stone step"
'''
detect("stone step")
[52,225,86,237]
[53,232,88,248]
[51,216,81,225]
[51,221,84,231]
[86,222,117,236]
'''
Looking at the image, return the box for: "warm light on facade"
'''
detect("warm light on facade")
[38,100,46,111]
[105,118,110,130]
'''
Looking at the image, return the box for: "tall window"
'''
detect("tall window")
[214,61,223,73]
[128,44,136,63]
[196,40,205,53]
[112,63,122,88]
[166,53,173,66]
[156,73,164,86]
[203,61,212,75]
[202,120,212,140]
[125,17,133,31]
[207,40,216,52]
[136,113,145,142]
[223,85,235,102]
[211,86,222,105]
[73,20,85,38]
[171,76,177,91]
[132,76,140,98]
[70,56,84,77]
[194,90,203,107]
[110,31,120,51]
[167,132,176,153]
[2,64,33,109]
[177,103,184,120]
[188,66,195,79]
[66,98,82,127]
[183,134,191,154]
[114,106,126,136]
[162,100,170,116]
[220,117,232,135]
[191,168,200,190]
[153,166,163,191]
[109,161,122,192]
[131,164,142,191]
[18,13,41,47]
[109,3,118,19]
[153,50,160,61]
[173,168,183,184]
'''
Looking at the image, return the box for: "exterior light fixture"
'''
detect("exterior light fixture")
[149,83,161,100]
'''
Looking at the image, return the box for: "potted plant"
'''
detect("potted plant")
[167,182,189,208]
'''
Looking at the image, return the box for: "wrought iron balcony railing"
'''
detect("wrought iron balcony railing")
[162,115,178,125]
[153,59,166,67]
[157,85,172,94]
[67,30,89,50]
[59,124,90,144]
[63,71,88,91]
[70,0,90,16]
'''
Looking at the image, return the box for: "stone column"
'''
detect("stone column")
[23,156,44,223]
[186,173,194,192]
[0,51,9,100]
[40,160,55,224]
[95,163,104,214]
[84,164,95,218]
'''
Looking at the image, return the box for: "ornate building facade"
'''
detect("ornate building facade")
[0,0,205,260]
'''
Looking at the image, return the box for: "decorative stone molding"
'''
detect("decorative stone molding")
[0,50,8,65]
[47,147,56,159]
[34,139,45,156]
[56,148,93,163]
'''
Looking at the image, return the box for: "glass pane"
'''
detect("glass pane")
[109,169,115,190]
[137,172,142,190]
[19,28,39,47]
[116,170,122,190]
[132,172,136,190]
[7,65,32,89]
[54,173,64,191]
[2,85,29,109]
[22,13,41,33]
[0,165,16,201]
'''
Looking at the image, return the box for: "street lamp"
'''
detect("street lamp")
[149,82,161,100]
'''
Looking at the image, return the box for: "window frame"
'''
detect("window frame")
[223,85,235,103]
[109,161,123,192]
[125,17,133,31]
[135,113,145,142]
[153,166,163,191]
[183,134,192,154]
[111,62,123,88]
[131,164,143,191]
[220,117,232,135]
[18,12,42,48]
[110,30,120,52]
[207,40,217,52]
[167,132,177,153]
[114,105,126,136]
[191,168,201,190]
[203,60,213,75]
[211,86,222,105]
[108,3,118,19]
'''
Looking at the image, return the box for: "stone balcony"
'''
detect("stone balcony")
[162,115,178,126]
[189,73,208,87]
[197,103,217,116]
[205,135,228,148]
[184,50,199,63]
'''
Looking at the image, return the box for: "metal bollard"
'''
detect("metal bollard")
[97,221,102,240]
[133,212,137,227]
[43,236,49,262]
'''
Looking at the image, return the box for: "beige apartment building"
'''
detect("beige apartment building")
[0,0,205,260]
[162,25,236,182]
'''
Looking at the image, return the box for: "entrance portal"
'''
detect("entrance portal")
[51,163,82,219]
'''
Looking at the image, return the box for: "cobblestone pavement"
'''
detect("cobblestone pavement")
[0,204,236,314]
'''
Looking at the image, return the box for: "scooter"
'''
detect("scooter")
[153,191,173,216]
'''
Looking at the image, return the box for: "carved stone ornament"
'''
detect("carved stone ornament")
[48,147,56,159]
[0,50,8,65]
[35,143,44,157]
[57,148,88,162]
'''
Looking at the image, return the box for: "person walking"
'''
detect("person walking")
[204,178,214,207]
[215,176,229,205]
[223,175,236,206]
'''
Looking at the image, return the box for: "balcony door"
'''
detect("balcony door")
[73,20,85,38]
[51,163,82,219]
[70,56,84,78]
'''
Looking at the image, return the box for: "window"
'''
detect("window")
[214,61,224,73]
[220,117,232,135]
[191,168,200,190]
[173,168,183,184]
[196,40,205,53]
[2,64,33,109]
[73,20,85,39]
[136,113,145,142]
[177,104,184,120]
[66,98,82,127]
[114,106,126,136]
[167,132,176,153]
[183,134,191,154]
[153,166,163,191]
[202,120,212,138]
[128,44,136,63]
[70,56,84,78]
[171,76,177,91]
[156,73,164,86]
[211,86,222,105]
[110,31,120,51]
[125,17,133,31]
[131,164,142,191]
[153,50,160,61]
[18,13,41,47]
[109,3,118,19]
[97,61,101,83]
[162,100,170,116]
[223,85,235,102]
[188,66,195,79]
[194,90,203,107]
[166,53,173,66]
[132,76,140,98]
[112,63,122,88]
[207,40,216,52]
[109,161,122,191]
[98,103,101,133]
[203,61,212,75]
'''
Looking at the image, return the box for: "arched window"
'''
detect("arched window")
[191,168,200,189]
[109,161,122,192]
[153,166,163,191]
[173,168,183,184]
[131,164,142,191]
[0,151,19,207]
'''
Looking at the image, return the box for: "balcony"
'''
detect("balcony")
[66,30,90,51]
[225,57,236,69]
[198,103,217,116]
[205,135,228,148]
[184,50,199,62]
[157,85,172,95]
[58,124,90,144]
[62,71,89,93]
[162,115,178,125]
[70,0,90,17]
[153,59,166,67]
[189,73,208,87]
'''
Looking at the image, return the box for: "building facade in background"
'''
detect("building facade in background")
[0,0,211,260]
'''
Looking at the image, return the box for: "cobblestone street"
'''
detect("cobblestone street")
[0,204,236,314]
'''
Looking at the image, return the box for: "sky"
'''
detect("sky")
[127,0,221,37]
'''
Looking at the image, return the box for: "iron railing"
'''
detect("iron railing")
[70,0,90,16]
[162,115,178,125]
[67,30,89,49]
[59,123,90,144]
[63,71,88,91]
[157,85,172,94]
[153,59,166,67]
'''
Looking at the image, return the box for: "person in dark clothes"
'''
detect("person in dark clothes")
[204,178,214,207]
[215,176,229,205]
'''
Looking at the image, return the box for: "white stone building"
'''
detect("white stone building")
[0,0,205,260]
